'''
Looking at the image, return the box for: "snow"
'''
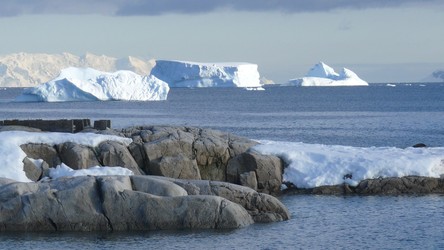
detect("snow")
[150,60,262,88]
[0,131,132,182]
[14,67,170,102]
[286,62,368,87]
[49,163,133,179]
[253,141,444,188]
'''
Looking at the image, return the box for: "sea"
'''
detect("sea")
[0,84,443,249]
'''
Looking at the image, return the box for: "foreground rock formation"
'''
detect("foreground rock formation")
[0,175,289,231]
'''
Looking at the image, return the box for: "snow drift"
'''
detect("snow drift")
[253,141,444,188]
[286,62,368,86]
[150,60,262,88]
[15,67,170,102]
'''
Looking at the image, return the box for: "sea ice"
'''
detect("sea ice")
[14,67,170,102]
[150,60,262,88]
[285,62,368,86]
[253,141,444,188]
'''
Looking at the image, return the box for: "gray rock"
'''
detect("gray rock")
[227,152,283,194]
[240,171,258,190]
[354,176,444,195]
[56,142,100,170]
[130,175,188,197]
[0,175,268,231]
[133,126,258,183]
[98,140,144,175]
[20,143,61,168]
[283,176,444,195]
[163,177,290,223]
[22,157,43,181]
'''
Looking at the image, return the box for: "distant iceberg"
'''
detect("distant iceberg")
[15,67,169,102]
[285,62,368,86]
[150,60,262,88]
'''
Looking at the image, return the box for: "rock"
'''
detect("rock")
[0,175,279,231]
[240,171,258,190]
[412,143,427,148]
[162,177,290,223]
[98,140,144,175]
[20,143,61,168]
[283,176,444,195]
[227,152,283,194]
[0,176,110,231]
[148,154,201,179]
[56,142,101,169]
[22,157,43,181]
[354,176,444,195]
[130,175,188,197]
[130,126,259,183]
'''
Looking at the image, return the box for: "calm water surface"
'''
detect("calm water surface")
[1,85,444,249]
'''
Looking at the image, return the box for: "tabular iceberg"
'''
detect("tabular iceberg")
[150,60,262,88]
[15,67,169,102]
[286,62,368,86]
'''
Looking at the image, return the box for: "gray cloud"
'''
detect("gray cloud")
[0,0,442,17]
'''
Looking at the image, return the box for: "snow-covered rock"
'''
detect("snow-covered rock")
[0,52,155,87]
[150,60,262,88]
[14,67,169,102]
[422,69,444,82]
[286,62,368,86]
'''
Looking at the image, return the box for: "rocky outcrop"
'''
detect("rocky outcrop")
[16,126,281,194]
[283,176,444,195]
[0,175,291,231]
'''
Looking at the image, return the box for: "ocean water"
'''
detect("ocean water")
[1,84,444,249]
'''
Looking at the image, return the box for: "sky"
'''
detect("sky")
[0,0,443,83]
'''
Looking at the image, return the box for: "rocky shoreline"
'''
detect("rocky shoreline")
[1,123,443,232]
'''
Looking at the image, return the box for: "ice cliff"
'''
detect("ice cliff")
[286,62,368,86]
[150,60,262,88]
[15,67,169,102]
[0,52,155,87]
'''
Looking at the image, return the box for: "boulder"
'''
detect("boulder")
[98,140,144,175]
[22,157,43,181]
[56,142,101,170]
[20,143,61,168]
[125,126,259,184]
[227,152,283,194]
[160,177,290,223]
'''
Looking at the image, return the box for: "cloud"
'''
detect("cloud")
[1,0,443,17]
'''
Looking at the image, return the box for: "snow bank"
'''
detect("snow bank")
[49,163,133,179]
[151,60,262,88]
[253,141,444,188]
[15,67,169,102]
[0,131,132,182]
[286,62,368,86]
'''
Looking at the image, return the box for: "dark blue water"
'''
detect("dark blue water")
[1,84,444,249]
[1,84,444,147]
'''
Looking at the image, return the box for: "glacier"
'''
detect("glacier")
[150,60,262,88]
[14,67,170,102]
[285,62,368,86]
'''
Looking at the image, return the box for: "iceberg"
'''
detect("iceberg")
[285,62,368,86]
[15,67,169,102]
[150,60,262,88]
